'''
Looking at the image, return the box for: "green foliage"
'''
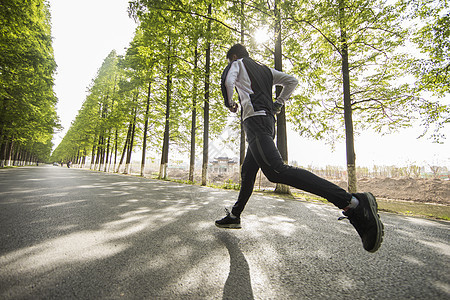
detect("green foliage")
[53,1,232,169]
[404,0,449,96]
[51,51,122,163]
[221,178,241,190]
[282,0,420,142]
[401,0,450,142]
[0,0,59,164]
[52,0,448,172]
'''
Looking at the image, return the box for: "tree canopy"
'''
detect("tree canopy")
[1,0,59,165]
[47,0,448,188]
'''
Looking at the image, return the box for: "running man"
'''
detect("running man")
[215,44,384,253]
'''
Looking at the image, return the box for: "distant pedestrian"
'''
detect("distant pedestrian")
[216,44,384,253]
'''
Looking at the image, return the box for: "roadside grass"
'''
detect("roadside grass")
[375,198,450,221]
[290,191,450,221]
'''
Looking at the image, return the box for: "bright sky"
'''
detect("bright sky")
[49,0,136,147]
[49,1,449,169]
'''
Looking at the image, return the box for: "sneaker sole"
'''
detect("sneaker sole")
[215,223,242,229]
[365,192,384,253]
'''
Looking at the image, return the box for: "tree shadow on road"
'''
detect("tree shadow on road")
[2,167,450,299]
[216,231,254,300]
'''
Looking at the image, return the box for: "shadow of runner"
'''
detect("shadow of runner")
[216,231,254,300]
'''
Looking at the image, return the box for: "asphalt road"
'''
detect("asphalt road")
[0,166,449,299]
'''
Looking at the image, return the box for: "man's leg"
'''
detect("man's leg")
[246,130,383,252]
[215,147,259,228]
[231,149,260,217]
[248,133,352,209]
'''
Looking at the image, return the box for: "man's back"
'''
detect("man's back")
[241,57,273,111]
[222,57,274,120]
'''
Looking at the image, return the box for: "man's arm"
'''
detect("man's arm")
[221,61,240,112]
[271,68,298,106]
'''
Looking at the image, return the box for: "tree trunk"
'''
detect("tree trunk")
[7,138,14,166]
[0,127,5,167]
[76,149,80,166]
[13,144,20,166]
[104,131,111,172]
[97,138,103,170]
[274,1,290,195]
[107,87,116,173]
[100,95,110,171]
[20,149,26,166]
[24,150,30,166]
[159,40,172,179]
[125,104,137,175]
[189,45,198,183]
[339,0,357,193]
[90,136,97,170]
[239,0,246,180]
[202,4,212,186]
[113,128,118,171]
[141,81,151,177]
[117,122,132,173]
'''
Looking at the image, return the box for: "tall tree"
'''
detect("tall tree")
[273,0,291,194]
[202,4,212,186]
[159,38,173,179]
[1,0,59,165]
[141,81,152,176]
[284,0,428,192]
[239,0,246,177]
[338,0,357,192]
[189,43,199,182]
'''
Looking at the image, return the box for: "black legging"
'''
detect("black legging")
[231,115,352,217]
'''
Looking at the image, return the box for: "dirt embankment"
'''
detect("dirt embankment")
[337,177,450,205]
[168,169,449,206]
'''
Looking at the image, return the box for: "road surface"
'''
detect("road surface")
[0,166,449,299]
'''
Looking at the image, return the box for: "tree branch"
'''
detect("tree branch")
[285,15,341,55]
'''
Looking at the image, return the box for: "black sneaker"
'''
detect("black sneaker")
[340,192,384,253]
[215,208,241,229]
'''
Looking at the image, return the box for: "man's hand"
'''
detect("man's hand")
[273,101,283,115]
[229,103,238,113]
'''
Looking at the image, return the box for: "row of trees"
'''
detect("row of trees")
[51,3,230,186]
[1,0,60,166]
[51,0,448,192]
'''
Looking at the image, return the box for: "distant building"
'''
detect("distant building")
[211,157,238,173]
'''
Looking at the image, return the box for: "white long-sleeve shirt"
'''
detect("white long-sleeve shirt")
[221,57,298,120]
